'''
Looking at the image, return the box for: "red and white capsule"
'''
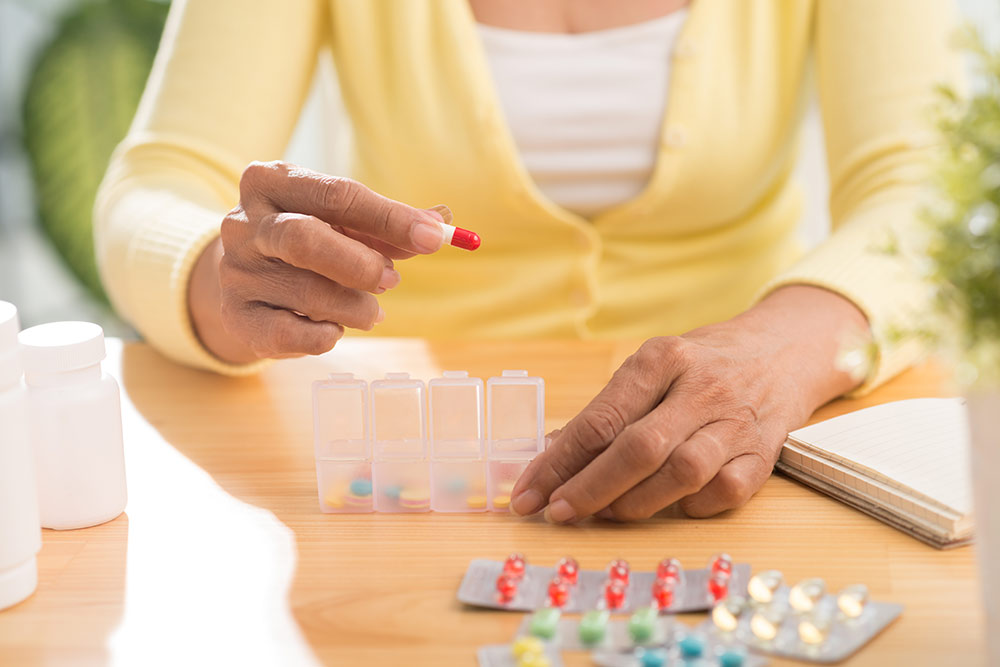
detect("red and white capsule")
[440,223,481,251]
[431,204,481,250]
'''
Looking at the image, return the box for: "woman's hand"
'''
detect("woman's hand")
[189,161,448,364]
[509,285,872,522]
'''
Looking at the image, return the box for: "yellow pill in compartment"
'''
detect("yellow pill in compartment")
[493,495,511,509]
[399,489,430,509]
[323,493,345,509]
[466,495,488,509]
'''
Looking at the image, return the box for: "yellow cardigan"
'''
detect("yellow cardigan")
[95,0,958,392]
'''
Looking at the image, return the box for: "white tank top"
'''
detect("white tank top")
[477,11,688,219]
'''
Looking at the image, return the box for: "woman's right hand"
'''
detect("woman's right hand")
[188,161,448,364]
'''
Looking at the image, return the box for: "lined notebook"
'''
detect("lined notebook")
[776,398,972,549]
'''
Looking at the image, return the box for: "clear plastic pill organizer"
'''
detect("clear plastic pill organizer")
[312,370,544,513]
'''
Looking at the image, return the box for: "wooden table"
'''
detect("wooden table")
[0,339,985,666]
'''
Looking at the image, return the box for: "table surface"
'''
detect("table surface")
[0,339,984,666]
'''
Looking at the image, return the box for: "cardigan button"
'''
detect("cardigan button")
[570,289,589,307]
[674,40,696,59]
[664,126,687,148]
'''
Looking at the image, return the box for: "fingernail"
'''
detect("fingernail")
[412,219,444,253]
[510,489,543,517]
[378,267,400,290]
[544,499,576,524]
[374,306,385,324]
[430,204,453,224]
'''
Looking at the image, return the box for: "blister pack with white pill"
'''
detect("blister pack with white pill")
[458,554,750,614]
[697,572,901,663]
[313,370,543,513]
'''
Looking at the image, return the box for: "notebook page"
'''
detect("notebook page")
[787,398,970,514]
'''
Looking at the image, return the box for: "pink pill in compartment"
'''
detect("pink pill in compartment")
[604,580,627,610]
[651,577,676,609]
[708,571,729,602]
[607,559,630,584]
[556,556,579,585]
[496,573,519,604]
[547,576,570,608]
[656,557,682,582]
[503,552,527,579]
[710,553,733,578]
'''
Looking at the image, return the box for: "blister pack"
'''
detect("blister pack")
[458,554,750,614]
[477,637,564,667]
[698,574,901,663]
[511,612,766,667]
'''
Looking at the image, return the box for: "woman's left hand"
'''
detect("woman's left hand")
[509,285,872,522]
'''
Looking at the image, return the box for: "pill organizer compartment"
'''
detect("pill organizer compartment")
[313,373,373,513]
[371,373,430,512]
[429,371,487,512]
[486,370,545,512]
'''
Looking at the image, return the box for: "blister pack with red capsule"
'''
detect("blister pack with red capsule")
[458,553,751,614]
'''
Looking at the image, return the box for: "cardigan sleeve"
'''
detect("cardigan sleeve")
[93,0,326,374]
[759,0,963,395]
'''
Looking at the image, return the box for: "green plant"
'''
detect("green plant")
[21,0,170,301]
[926,31,1000,386]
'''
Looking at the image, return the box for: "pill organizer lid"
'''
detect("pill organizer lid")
[371,372,427,456]
[18,321,106,375]
[313,372,369,459]
[429,371,484,457]
[487,370,544,455]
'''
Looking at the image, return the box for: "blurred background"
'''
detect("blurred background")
[1,0,998,337]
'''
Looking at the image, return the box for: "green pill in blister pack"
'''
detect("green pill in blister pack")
[529,607,562,640]
[628,607,659,643]
[579,609,610,645]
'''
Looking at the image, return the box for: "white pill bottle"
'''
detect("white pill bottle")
[18,321,127,530]
[0,302,41,609]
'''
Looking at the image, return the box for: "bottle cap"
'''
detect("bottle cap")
[0,301,22,388]
[18,321,105,376]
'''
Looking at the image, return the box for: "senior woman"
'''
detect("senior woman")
[95,0,957,523]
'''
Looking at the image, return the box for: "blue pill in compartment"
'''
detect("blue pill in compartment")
[383,484,403,500]
[349,478,373,497]
[678,634,704,658]
[445,476,467,494]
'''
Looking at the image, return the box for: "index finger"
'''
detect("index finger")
[509,337,685,516]
[240,161,445,254]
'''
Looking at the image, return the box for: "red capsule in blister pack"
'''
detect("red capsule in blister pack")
[604,580,627,610]
[503,552,527,579]
[556,556,579,585]
[607,559,630,584]
[708,571,729,602]
[656,557,682,582]
[710,553,733,579]
[651,577,676,609]
[496,573,519,604]
[547,576,570,608]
